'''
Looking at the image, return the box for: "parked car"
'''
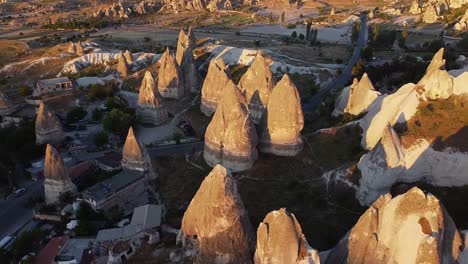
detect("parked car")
[13,188,26,197]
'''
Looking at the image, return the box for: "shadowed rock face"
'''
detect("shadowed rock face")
[157,48,184,99]
[117,51,129,78]
[324,187,462,264]
[124,49,134,64]
[35,103,64,145]
[137,71,168,125]
[239,51,275,124]
[204,81,258,172]
[121,127,146,171]
[176,28,198,93]
[254,208,320,264]
[259,74,303,156]
[0,91,18,115]
[44,144,77,204]
[200,58,232,116]
[179,164,255,264]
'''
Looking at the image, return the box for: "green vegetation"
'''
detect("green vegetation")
[93,131,109,147]
[69,64,107,79]
[361,46,374,61]
[351,21,361,43]
[18,86,32,97]
[289,73,319,99]
[11,229,45,260]
[92,108,104,121]
[102,108,135,135]
[87,82,117,100]
[42,17,118,30]
[66,107,87,123]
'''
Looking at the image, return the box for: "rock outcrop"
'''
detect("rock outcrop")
[254,208,320,264]
[409,0,422,14]
[259,74,304,156]
[76,41,85,56]
[67,41,76,54]
[324,187,462,264]
[204,81,258,172]
[134,0,161,14]
[157,48,184,99]
[178,164,255,264]
[93,2,130,18]
[121,127,148,172]
[137,71,168,125]
[124,49,134,64]
[35,103,65,145]
[238,51,275,124]
[333,73,380,117]
[117,51,129,78]
[422,4,440,23]
[44,144,77,204]
[417,48,454,100]
[200,58,232,116]
[0,91,19,115]
[454,9,468,30]
[176,28,198,93]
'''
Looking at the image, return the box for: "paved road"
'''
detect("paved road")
[147,141,204,157]
[303,14,368,114]
[0,180,44,239]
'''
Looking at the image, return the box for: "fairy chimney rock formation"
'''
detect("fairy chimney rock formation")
[323,187,462,264]
[76,41,85,56]
[117,51,129,78]
[200,58,232,116]
[43,144,77,204]
[121,127,147,171]
[179,164,255,264]
[345,73,380,115]
[422,4,439,23]
[67,41,76,54]
[137,71,168,125]
[35,103,65,145]
[157,48,184,99]
[259,74,304,156]
[417,48,454,100]
[124,49,134,64]
[204,81,258,172]
[176,28,198,93]
[254,208,320,264]
[239,50,275,124]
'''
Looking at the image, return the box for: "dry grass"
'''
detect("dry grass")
[401,95,468,152]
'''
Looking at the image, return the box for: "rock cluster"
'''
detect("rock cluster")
[333,73,380,117]
[93,2,130,18]
[117,51,129,78]
[254,208,320,264]
[121,127,148,172]
[176,28,198,93]
[134,0,161,14]
[124,49,133,64]
[258,74,304,156]
[157,48,184,99]
[137,71,168,125]
[454,9,468,30]
[43,144,77,205]
[239,51,275,124]
[76,41,85,56]
[324,187,462,264]
[204,81,258,172]
[35,103,65,145]
[200,58,232,116]
[179,164,255,264]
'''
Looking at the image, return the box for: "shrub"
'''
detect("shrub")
[93,131,109,147]
[66,107,87,123]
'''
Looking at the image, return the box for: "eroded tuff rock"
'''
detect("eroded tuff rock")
[35,103,65,145]
[422,4,440,23]
[117,51,129,78]
[94,2,130,18]
[238,50,275,124]
[124,49,134,64]
[76,41,85,56]
[204,81,258,172]
[179,164,255,264]
[200,58,232,116]
[137,71,168,125]
[254,208,320,264]
[44,144,77,204]
[135,0,162,14]
[409,0,422,14]
[121,127,148,172]
[157,48,184,99]
[176,28,198,93]
[324,187,462,264]
[259,74,304,156]
[417,48,454,100]
[67,41,76,54]
[454,9,468,30]
[0,91,19,115]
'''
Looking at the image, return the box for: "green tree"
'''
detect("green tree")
[362,46,374,61]
[18,86,31,97]
[291,31,297,39]
[66,107,87,123]
[59,191,74,204]
[372,23,380,42]
[281,11,285,24]
[172,132,182,144]
[102,108,134,135]
[269,12,274,23]
[92,108,103,121]
[11,229,44,260]
[93,131,109,147]
[298,33,305,40]
[351,21,361,43]
[457,34,468,51]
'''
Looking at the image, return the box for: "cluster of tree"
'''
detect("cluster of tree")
[351,21,361,43]
[42,16,118,30]
[102,108,135,135]
[368,24,397,49]
[87,81,117,101]
[0,229,46,263]
[75,202,102,236]
[93,131,109,147]
[66,107,87,123]
[305,22,319,45]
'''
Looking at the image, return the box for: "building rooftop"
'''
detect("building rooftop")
[37,77,71,86]
[83,169,144,202]
[96,224,143,242]
[131,204,162,230]
[34,236,69,264]
[95,152,122,169]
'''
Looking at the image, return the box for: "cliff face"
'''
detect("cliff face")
[35,103,64,145]
[204,81,258,172]
[157,48,184,99]
[324,187,462,264]
[200,58,232,116]
[259,74,304,156]
[137,71,168,125]
[179,164,255,264]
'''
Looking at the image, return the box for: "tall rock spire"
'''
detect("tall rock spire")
[204,81,258,172]
[137,71,168,125]
[259,74,303,156]
[67,41,76,54]
[76,41,85,56]
[35,102,64,145]
[200,58,232,116]
[179,164,255,264]
[157,48,184,99]
[43,144,77,204]
[345,73,380,116]
[238,50,275,124]
[176,28,198,93]
[121,127,147,171]
[417,48,454,100]
[117,51,129,78]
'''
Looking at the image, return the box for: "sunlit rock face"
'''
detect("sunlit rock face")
[117,51,129,78]
[417,48,454,100]
[333,73,380,117]
[324,187,462,264]
[179,164,255,264]
[422,4,440,23]
[238,50,275,124]
[157,48,184,99]
[76,41,85,56]
[35,103,65,145]
[259,74,304,156]
[200,58,232,116]
[124,49,134,64]
[44,144,77,204]
[176,28,198,93]
[137,71,168,125]
[454,9,468,30]
[204,81,258,172]
[254,208,320,264]
[67,41,76,54]
[409,0,422,14]
[121,127,147,172]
